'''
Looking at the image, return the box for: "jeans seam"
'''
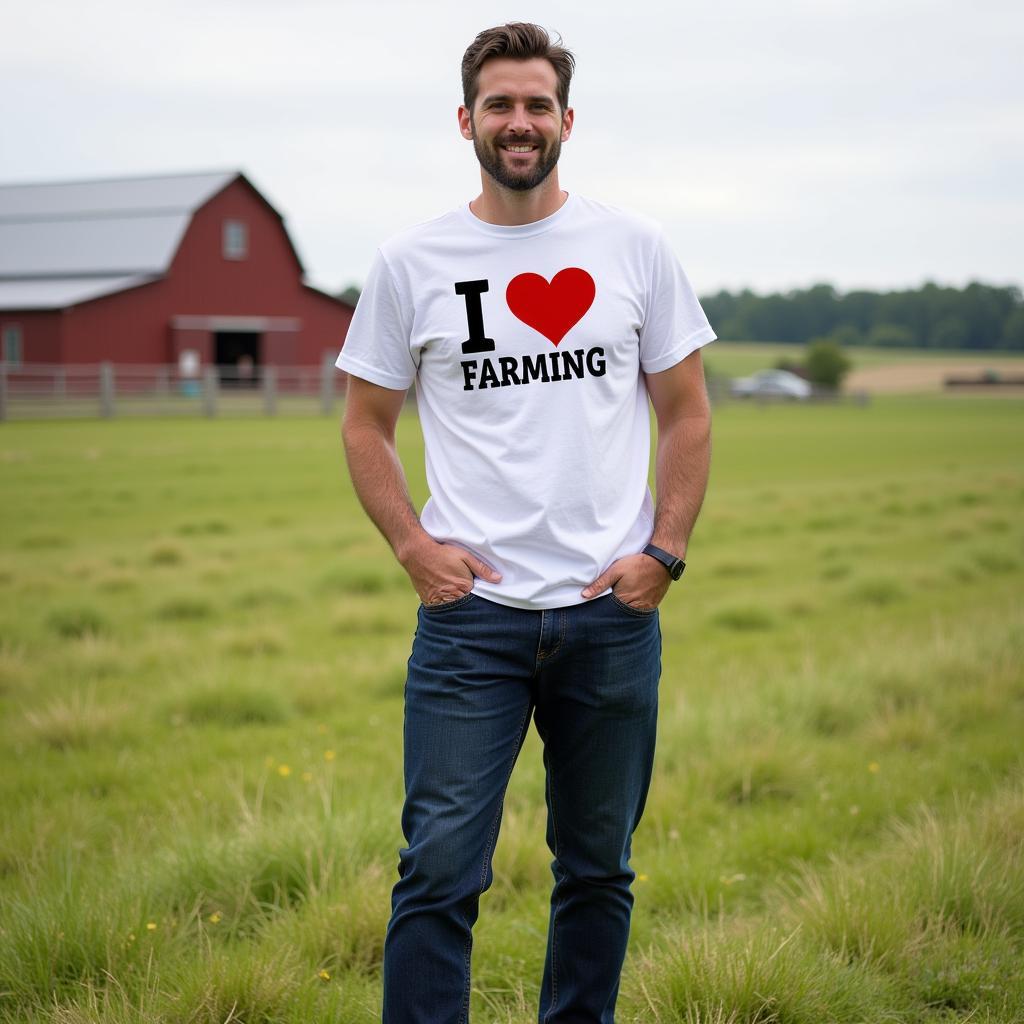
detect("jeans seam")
[543,755,562,1023]
[534,609,567,673]
[610,591,659,617]
[533,610,547,674]
[459,700,532,1024]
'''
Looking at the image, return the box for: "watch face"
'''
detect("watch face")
[671,560,686,580]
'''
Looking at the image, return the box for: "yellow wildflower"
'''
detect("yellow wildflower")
[868,761,880,773]
[318,969,331,982]
[208,912,222,924]
[637,873,649,882]
[146,922,157,931]
[324,750,336,762]
[278,764,291,777]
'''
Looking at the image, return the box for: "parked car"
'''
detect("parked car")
[730,369,813,400]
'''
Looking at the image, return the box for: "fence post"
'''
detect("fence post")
[320,352,336,415]
[0,363,7,422]
[263,365,277,417]
[99,362,116,418]
[202,366,218,418]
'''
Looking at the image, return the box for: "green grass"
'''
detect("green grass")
[1,394,1022,1022]
[703,341,1024,378]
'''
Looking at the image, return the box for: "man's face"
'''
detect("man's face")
[458,57,574,192]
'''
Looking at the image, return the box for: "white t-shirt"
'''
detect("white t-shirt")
[337,192,716,610]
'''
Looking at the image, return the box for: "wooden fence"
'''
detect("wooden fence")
[0,355,351,421]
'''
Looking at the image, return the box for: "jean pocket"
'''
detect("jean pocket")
[610,591,659,617]
[420,592,476,613]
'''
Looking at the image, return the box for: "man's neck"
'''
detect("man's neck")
[468,173,568,226]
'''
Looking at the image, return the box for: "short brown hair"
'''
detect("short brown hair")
[461,23,576,113]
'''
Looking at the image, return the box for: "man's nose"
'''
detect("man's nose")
[508,104,531,133]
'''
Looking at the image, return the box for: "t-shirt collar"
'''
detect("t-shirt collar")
[458,192,577,239]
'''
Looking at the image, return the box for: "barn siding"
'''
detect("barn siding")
[6,175,353,368]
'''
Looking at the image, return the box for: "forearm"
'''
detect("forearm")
[342,421,433,563]
[649,409,712,556]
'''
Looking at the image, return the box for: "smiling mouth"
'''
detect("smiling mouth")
[502,144,537,153]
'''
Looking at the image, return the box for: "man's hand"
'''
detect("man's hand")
[399,535,502,605]
[581,552,671,610]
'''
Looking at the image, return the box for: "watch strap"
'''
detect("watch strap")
[643,543,686,580]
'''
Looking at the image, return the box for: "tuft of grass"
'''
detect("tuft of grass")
[258,863,391,976]
[315,567,403,596]
[234,586,296,610]
[93,569,139,592]
[709,606,776,632]
[709,562,767,579]
[23,688,120,750]
[845,578,907,606]
[161,947,305,1024]
[19,533,68,550]
[173,681,294,728]
[148,542,186,566]
[633,921,895,1024]
[973,549,1020,575]
[46,604,109,639]
[221,626,287,658]
[708,743,805,806]
[819,563,851,581]
[176,519,232,536]
[154,595,214,622]
[148,807,396,938]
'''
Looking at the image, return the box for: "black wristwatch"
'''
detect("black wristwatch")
[642,543,686,581]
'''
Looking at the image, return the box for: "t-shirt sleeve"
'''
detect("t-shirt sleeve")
[638,230,717,374]
[335,250,417,390]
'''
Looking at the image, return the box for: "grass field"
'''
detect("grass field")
[703,343,1024,393]
[1,394,1022,1023]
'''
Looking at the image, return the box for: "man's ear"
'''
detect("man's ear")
[561,106,574,142]
[458,105,473,140]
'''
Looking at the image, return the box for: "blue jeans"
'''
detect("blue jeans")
[382,592,662,1024]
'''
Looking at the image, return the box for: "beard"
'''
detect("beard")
[471,120,561,192]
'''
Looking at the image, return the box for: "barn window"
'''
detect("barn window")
[1,324,22,366]
[223,220,248,260]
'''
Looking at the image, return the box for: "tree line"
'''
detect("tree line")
[337,279,1024,352]
[700,281,1024,350]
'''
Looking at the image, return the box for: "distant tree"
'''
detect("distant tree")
[867,323,916,348]
[929,316,970,349]
[338,284,361,307]
[1000,307,1024,350]
[701,282,1022,350]
[773,356,804,375]
[829,324,864,347]
[804,339,852,390]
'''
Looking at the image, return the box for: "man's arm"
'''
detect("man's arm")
[581,349,712,606]
[341,375,501,604]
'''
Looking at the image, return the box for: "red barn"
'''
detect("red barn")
[0,170,353,379]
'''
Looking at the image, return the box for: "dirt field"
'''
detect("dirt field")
[845,358,1024,395]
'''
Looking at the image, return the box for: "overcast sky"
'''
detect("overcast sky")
[3,0,1022,298]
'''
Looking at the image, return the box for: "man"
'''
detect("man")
[338,22,715,1023]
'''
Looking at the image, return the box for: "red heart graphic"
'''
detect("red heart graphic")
[506,268,595,346]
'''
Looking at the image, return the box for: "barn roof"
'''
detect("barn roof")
[0,170,268,311]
